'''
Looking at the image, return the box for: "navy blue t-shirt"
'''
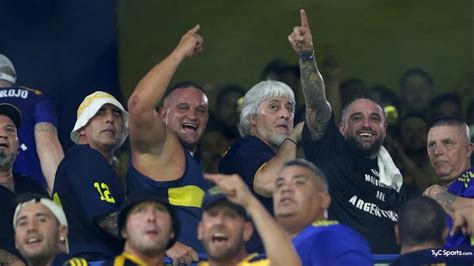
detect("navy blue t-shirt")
[218,135,276,254]
[52,145,124,260]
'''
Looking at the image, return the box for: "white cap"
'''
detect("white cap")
[13,197,69,253]
[0,54,16,84]
[71,91,129,145]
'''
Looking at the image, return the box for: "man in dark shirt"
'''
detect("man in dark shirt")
[288,9,404,253]
[52,91,128,262]
[0,103,49,265]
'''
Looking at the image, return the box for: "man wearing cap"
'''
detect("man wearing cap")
[0,54,64,194]
[52,91,127,262]
[127,26,208,263]
[101,190,179,266]
[0,103,49,265]
[13,194,70,266]
[273,159,372,266]
[198,173,301,266]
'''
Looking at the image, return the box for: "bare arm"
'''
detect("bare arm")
[423,184,468,217]
[127,25,203,155]
[205,174,301,266]
[288,9,331,141]
[253,122,303,197]
[0,250,25,266]
[451,205,474,236]
[97,211,119,238]
[34,122,64,194]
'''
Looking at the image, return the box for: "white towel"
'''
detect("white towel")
[377,146,403,192]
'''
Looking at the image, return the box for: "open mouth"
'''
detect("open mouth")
[0,143,8,148]
[182,123,198,132]
[211,232,229,243]
[26,237,41,245]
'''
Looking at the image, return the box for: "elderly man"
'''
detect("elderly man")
[52,91,128,262]
[13,194,69,266]
[0,103,49,265]
[423,117,473,249]
[289,9,404,253]
[0,54,64,194]
[273,159,372,266]
[101,190,179,266]
[198,174,301,266]
[127,25,208,264]
[218,80,303,253]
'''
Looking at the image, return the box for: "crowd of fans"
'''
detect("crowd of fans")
[0,9,473,266]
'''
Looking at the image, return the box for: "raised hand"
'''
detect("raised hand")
[174,25,204,59]
[204,173,254,209]
[288,9,314,55]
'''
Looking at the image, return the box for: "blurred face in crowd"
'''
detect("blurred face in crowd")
[122,202,174,256]
[198,202,252,262]
[273,165,330,235]
[250,97,294,150]
[339,98,387,158]
[402,74,433,112]
[217,91,243,127]
[427,124,472,186]
[80,104,124,152]
[15,203,66,264]
[400,116,428,153]
[161,87,209,151]
[0,115,19,169]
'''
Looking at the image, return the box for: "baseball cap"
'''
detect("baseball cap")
[0,54,16,84]
[70,91,129,145]
[0,103,22,128]
[117,190,180,248]
[201,186,248,219]
[13,194,69,252]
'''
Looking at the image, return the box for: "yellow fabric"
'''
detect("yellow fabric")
[113,252,148,266]
[168,185,205,207]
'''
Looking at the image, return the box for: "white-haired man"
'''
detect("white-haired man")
[52,91,128,262]
[218,80,303,253]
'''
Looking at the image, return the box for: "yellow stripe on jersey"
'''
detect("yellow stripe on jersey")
[168,185,205,208]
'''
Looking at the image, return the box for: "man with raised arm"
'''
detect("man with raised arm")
[127,25,208,265]
[289,9,404,253]
[198,173,301,266]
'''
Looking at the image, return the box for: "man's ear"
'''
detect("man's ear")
[319,192,331,210]
[338,122,345,135]
[441,227,449,243]
[250,114,257,127]
[466,142,473,159]
[159,106,167,121]
[243,221,254,242]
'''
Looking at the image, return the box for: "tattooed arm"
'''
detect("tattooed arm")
[288,9,331,141]
[423,184,473,218]
[97,211,119,238]
[0,250,25,266]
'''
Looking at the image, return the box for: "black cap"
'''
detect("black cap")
[0,103,22,128]
[201,186,248,219]
[118,190,180,248]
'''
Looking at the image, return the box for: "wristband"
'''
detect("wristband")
[298,50,314,62]
[283,137,298,145]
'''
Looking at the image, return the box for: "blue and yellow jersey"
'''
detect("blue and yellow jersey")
[53,145,125,260]
[127,149,209,252]
[446,167,474,249]
[292,220,372,266]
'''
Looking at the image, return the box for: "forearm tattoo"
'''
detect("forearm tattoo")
[434,190,456,215]
[98,212,119,238]
[300,59,331,140]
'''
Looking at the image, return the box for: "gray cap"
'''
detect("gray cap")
[0,55,16,84]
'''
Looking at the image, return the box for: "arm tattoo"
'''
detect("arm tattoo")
[34,122,58,134]
[300,59,331,140]
[97,211,119,238]
[0,249,23,265]
[434,190,456,215]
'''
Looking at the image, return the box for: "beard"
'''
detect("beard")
[0,151,16,169]
[344,135,383,158]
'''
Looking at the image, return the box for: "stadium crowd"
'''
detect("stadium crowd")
[0,9,473,266]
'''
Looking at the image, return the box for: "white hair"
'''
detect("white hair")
[238,80,295,136]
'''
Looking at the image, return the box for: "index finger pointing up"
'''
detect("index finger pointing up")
[300,9,309,28]
[188,24,200,34]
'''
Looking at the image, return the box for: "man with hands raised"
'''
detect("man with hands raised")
[127,25,209,265]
